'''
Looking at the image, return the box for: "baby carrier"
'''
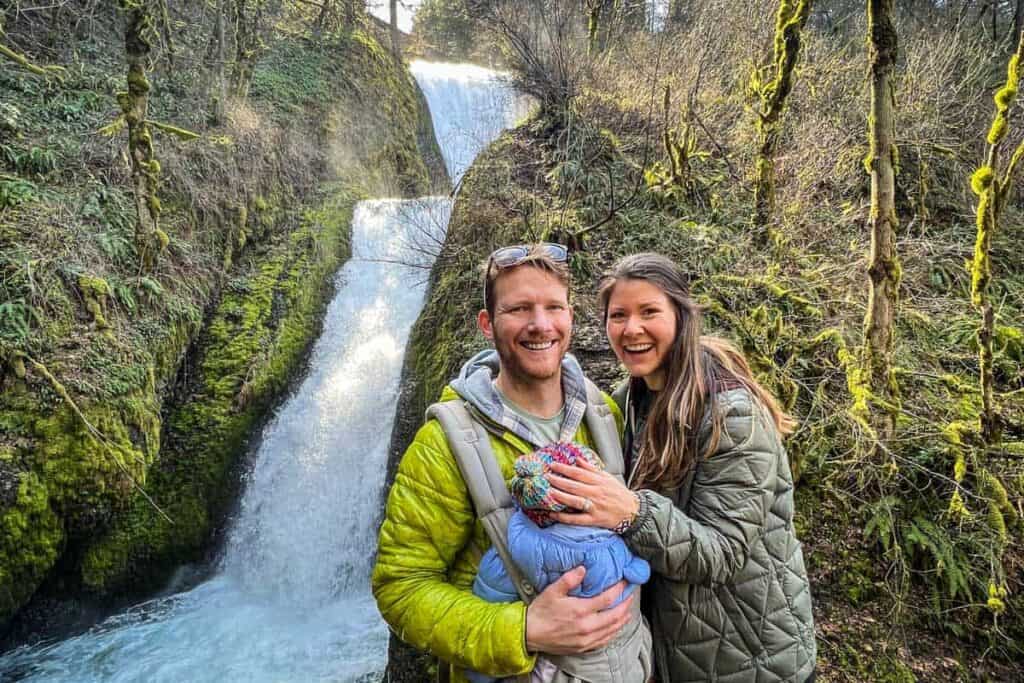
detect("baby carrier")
[426,379,653,683]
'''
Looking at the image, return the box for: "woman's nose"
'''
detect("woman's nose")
[622,315,642,337]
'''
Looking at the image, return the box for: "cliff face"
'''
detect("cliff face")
[0,22,448,633]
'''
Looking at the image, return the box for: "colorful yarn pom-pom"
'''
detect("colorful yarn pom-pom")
[509,442,603,527]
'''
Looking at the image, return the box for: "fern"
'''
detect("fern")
[901,517,971,601]
[112,282,136,312]
[864,495,899,553]
[139,277,163,297]
[96,232,133,264]
[0,299,40,342]
[0,176,39,209]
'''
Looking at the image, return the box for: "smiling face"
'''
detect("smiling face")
[478,265,572,386]
[605,278,678,390]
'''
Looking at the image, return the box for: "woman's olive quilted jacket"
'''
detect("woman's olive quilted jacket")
[616,385,817,683]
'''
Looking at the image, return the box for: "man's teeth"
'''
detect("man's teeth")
[625,344,654,352]
[523,341,555,350]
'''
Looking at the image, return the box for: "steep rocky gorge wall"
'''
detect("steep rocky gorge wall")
[0,26,448,635]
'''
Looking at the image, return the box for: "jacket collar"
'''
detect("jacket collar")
[449,349,588,447]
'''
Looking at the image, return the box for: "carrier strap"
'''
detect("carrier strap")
[425,386,640,681]
[425,400,537,606]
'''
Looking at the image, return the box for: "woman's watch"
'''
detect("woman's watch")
[613,491,642,535]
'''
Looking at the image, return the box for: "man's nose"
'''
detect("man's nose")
[527,307,553,330]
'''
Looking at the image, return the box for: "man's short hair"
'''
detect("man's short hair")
[482,244,571,318]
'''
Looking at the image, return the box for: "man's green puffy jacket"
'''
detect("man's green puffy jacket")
[371,385,622,683]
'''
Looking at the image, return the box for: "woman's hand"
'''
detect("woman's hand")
[546,457,639,530]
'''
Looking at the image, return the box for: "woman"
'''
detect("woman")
[545,253,816,683]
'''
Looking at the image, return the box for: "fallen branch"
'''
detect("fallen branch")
[0,41,65,79]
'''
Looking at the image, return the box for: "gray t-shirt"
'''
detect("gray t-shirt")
[493,382,565,446]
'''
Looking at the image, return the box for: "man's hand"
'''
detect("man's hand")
[524,567,634,655]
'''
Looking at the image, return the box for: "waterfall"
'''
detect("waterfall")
[410,61,529,183]
[0,64,522,683]
[647,0,669,32]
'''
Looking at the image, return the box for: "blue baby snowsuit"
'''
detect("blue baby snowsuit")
[469,510,651,683]
[474,510,650,604]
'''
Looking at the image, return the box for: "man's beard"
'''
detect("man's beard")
[493,333,564,386]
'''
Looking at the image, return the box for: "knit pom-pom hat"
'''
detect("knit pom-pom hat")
[509,442,604,528]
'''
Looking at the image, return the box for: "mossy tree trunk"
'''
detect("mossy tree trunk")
[970,30,1024,445]
[584,0,613,55]
[390,0,400,59]
[230,0,267,99]
[751,0,813,235]
[863,0,901,442]
[119,0,166,273]
[205,0,227,124]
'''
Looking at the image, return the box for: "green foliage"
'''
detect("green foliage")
[0,20,441,622]
[411,0,482,60]
[0,298,40,342]
[250,41,332,115]
[901,516,971,602]
[0,175,38,208]
[7,146,58,176]
[81,186,356,594]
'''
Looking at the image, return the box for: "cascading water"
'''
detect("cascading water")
[646,0,668,32]
[0,62,525,683]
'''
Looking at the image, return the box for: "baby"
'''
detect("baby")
[468,442,651,683]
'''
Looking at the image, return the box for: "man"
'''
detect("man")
[372,244,634,682]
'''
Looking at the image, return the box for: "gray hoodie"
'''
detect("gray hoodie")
[450,349,589,447]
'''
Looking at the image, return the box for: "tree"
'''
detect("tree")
[471,0,588,116]
[969,29,1024,444]
[118,0,166,272]
[0,18,65,79]
[205,0,228,124]
[751,0,814,234]
[862,0,901,442]
[230,0,268,99]
[390,0,401,59]
[411,0,480,60]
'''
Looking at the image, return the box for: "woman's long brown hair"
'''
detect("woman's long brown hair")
[599,253,796,492]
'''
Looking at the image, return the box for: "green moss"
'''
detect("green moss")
[77,274,111,329]
[0,23,445,623]
[80,185,356,594]
[0,470,62,621]
[970,166,994,195]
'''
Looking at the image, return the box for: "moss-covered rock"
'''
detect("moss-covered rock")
[79,187,356,594]
[0,468,61,622]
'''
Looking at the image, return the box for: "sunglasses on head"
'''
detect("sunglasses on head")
[483,243,569,310]
[488,243,569,269]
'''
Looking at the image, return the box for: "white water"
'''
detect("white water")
[647,0,669,32]
[0,64,519,683]
[411,61,530,183]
